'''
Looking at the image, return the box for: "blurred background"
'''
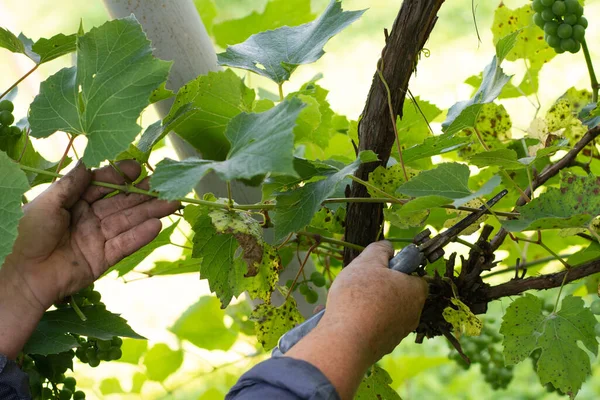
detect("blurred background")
[1,0,600,398]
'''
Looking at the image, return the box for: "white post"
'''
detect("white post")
[102,0,325,314]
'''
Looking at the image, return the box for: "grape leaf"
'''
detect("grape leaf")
[0,27,25,54]
[272,151,378,242]
[442,32,516,136]
[164,69,255,161]
[397,163,500,207]
[442,298,483,337]
[469,149,527,170]
[143,343,183,382]
[492,4,556,70]
[503,173,600,232]
[170,296,238,351]
[250,297,304,351]
[31,33,76,64]
[500,294,598,398]
[151,98,304,200]
[402,132,470,164]
[212,0,315,47]
[355,365,401,400]
[29,17,171,166]
[24,305,144,355]
[0,150,29,268]
[217,0,365,83]
[110,221,179,277]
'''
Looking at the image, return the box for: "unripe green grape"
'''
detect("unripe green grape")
[546,34,561,48]
[304,289,318,304]
[63,377,76,389]
[560,38,577,52]
[572,24,585,41]
[595,323,600,336]
[97,339,111,351]
[533,13,546,28]
[578,16,588,28]
[59,388,73,400]
[541,8,556,21]
[557,23,573,38]
[0,110,14,126]
[552,1,566,16]
[590,300,600,315]
[108,347,122,360]
[541,0,555,6]
[0,100,13,112]
[544,21,559,35]
[299,284,310,295]
[310,271,326,287]
[111,336,123,347]
[73,391,86,400]
[532,0,545,13]
[564,14,578,25]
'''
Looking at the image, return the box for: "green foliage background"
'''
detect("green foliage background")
[1,0,600,399]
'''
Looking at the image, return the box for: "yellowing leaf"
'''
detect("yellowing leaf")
[442,298,483,337]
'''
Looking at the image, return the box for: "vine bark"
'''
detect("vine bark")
[343,0,445,265]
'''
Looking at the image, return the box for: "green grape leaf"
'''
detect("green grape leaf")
[118,338,148,365]
[355,365,401,400]
[402,132,470,164]
[31,33,76,64]
[143,343,183,382]
[151,98,304,200]
[500,294,598,398]
[504,173,600,231]
[469,149,527,170]
[100,378,124,395]
[29,17,171,166]
[23,329,80,356]
[0,27,25,54]
[442,51,512,136]
[442,298,483,337]
[111,221,179,277]
[272,151,378,242]
[24,305,144,355]
[492,4,556,70]
[0,151,29,267]
[164,69,255,161]
[217,0,365,83]
[213,0,315,47]
[170,296,238,351]
[397,163,499,207]
[250,297,304,350]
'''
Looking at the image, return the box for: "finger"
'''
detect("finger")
[105,218,162,266]
[40,161,91,209]
[82,160,142,203]
[92,178,152,219]
[352,240,394,269]
[100,198,180,240]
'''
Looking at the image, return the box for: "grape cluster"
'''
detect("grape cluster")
[286,271,327,304]
[0,100,21,143]
[75,336,123,367]
[448,320,514,390]
[23,352,86,400]
[532,0,587,54]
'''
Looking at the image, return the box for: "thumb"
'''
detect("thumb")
[41,161,91,209]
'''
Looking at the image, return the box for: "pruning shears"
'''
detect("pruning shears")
[272,189,508,357]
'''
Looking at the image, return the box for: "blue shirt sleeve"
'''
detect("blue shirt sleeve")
[0,354,30,400]
[226,357,340,400]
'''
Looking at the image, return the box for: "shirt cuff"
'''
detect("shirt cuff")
[226,356,340,400]
[0,354,30,400]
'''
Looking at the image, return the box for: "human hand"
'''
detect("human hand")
[284,241,428,399]
[1,160,179,311]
